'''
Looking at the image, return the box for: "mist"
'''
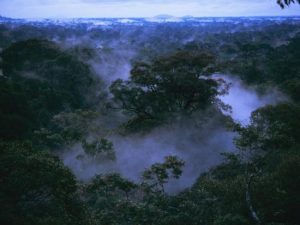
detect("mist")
[18,17,288,193]
[1,0,300,223]
[63,116,235,193]
[62,73,286,193]
[214,74,287,125]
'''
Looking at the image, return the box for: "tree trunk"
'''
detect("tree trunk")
[246,174,262,225]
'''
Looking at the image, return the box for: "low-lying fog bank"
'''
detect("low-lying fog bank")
[63,74,287,193]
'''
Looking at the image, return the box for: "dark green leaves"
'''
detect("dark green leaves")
[142,156,185,193]
[0,40,98,141]
[277,0,300,8]
[82,138,116,161]
[0,142,87,225]
[110,51,221,131]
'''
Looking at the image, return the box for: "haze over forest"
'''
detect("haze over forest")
[0,1,300,225]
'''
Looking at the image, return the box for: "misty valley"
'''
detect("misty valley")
[0,16,300,225]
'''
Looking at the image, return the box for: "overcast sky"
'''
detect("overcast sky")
[0,0,299,18]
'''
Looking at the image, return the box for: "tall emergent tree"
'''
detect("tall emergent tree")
[110,51,226,131]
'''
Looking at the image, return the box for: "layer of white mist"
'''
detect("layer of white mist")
[63,115,235,193]
[90,49,134,85]
[63,73,287,193]
[213,74,287,125]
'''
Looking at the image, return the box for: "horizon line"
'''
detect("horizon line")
[2,15,300,20]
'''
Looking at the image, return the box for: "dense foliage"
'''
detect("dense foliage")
[0,142,88,225]
[0,39,99,140]
[0,17,300,225]
[110,51,223,131]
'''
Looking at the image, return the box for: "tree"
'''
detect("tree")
[234,103,300,225]
[277,0,300,8]
[236,103,300,155]
[0,142,88,225]
[0,39,99,141]
[85,173,137,201]
[84,173,138,225]
[110,51,225,131]
[82,138,116,161]
[142,156,185,194]
[34,110,100,149]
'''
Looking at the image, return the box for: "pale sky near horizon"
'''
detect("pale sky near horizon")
[0,0,299,18]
